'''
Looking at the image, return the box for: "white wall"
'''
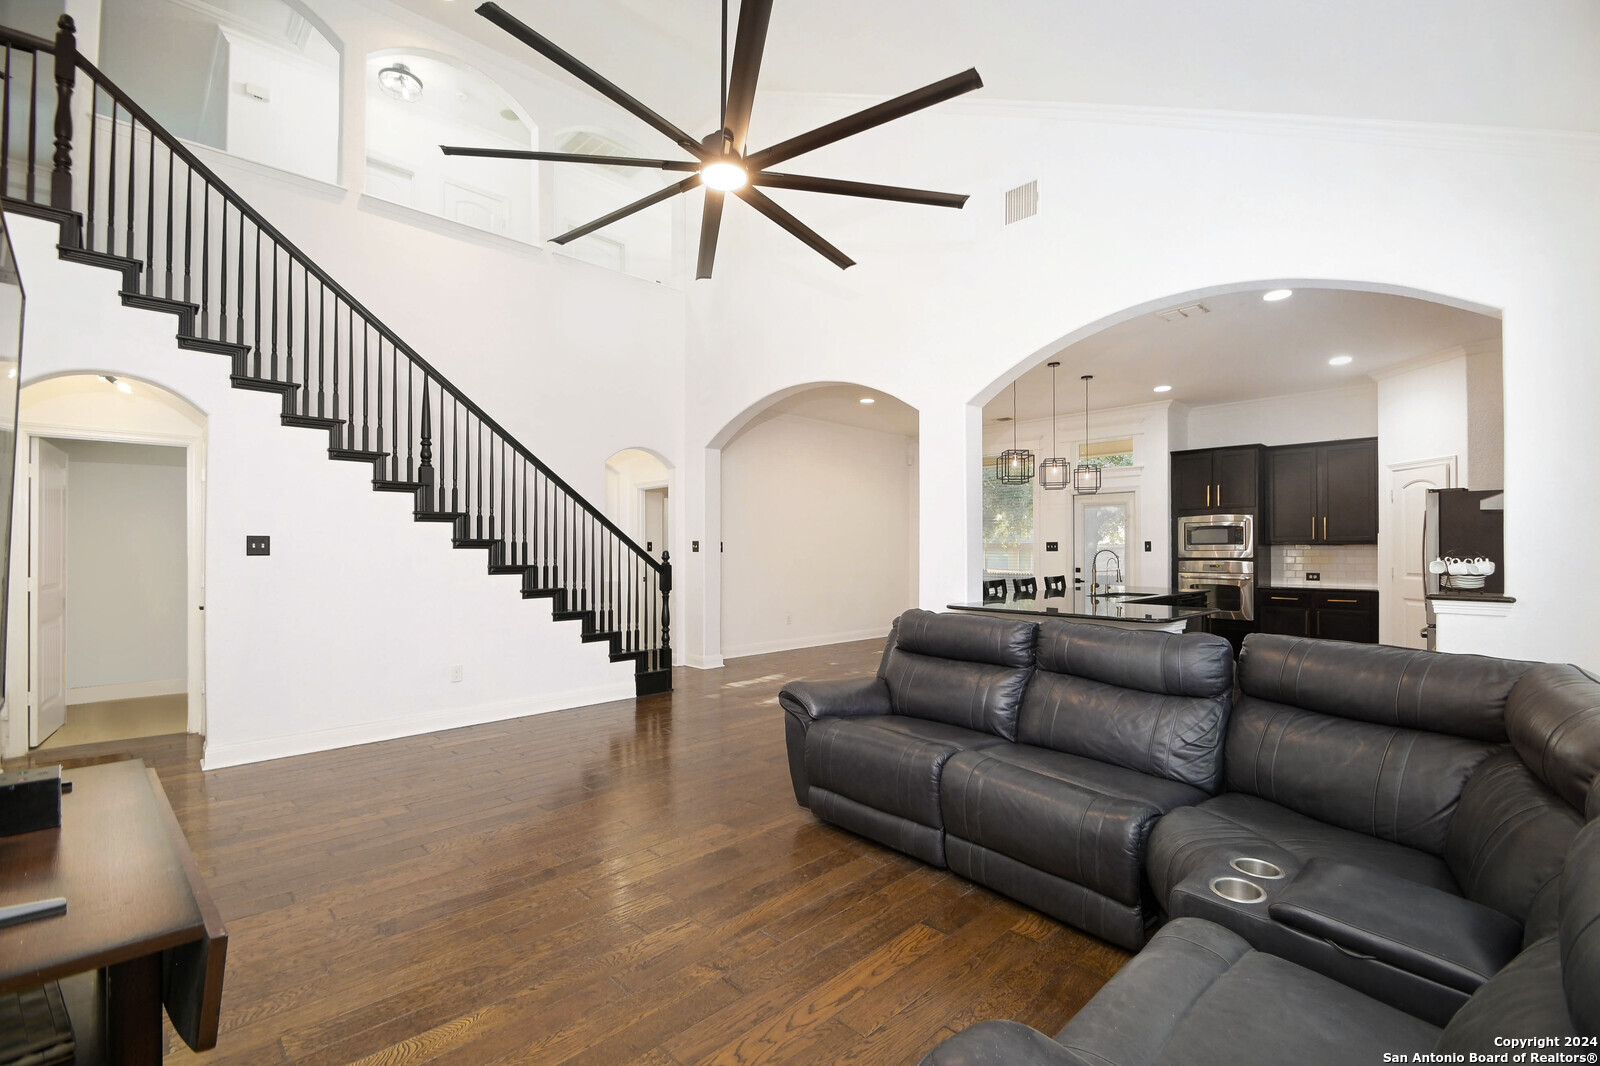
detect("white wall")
[224,30,339,185]
[1465,342,1505,490]
[1375,352,1471,486]
[1185,385,1378,450]
[679,91,1600,670]
[56,439,187,694]
[1,213,635,766]
[720,413,915,658]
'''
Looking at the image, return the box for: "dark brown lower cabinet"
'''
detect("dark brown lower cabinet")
[1256,588,1379,644]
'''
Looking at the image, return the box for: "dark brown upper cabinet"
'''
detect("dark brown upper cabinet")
[1264,437,1378,544]
[1171,446,1261,513]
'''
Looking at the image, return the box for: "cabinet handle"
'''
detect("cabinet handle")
[1206,484,1211,507]
[1216,482,1222,503]
[1327,598,1359,604]
[1311,515,1316,540]
[1270,596,1300,602]
[1323,516,1327,539]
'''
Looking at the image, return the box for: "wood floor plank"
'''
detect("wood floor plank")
[3,639,1131,1064]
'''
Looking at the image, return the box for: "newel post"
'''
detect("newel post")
[50,14,77,213]
[658,550,672,670]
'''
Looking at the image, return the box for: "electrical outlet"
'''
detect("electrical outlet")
[1306,572,1321,581]
[1144,541,1152,552]
[450,665,464,683]
[246,535,270,556]
[692,540,700,552]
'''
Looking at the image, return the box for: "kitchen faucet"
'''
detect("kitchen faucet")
[1091,549,1124,596]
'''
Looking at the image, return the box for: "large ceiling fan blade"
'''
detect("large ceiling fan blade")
[441,146,700,171]
[735,186,855,270]
[475,2,707,159]
[746,68,983,170]
[753,172,968,208]
[696,190,726,280]
[552,174,703,245]
[722,0,775,152]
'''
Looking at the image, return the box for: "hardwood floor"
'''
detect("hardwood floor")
[7,641,1128,1064]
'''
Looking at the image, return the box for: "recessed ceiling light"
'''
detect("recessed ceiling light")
[1153,384,1172,393]
[1263,289,1293,302]
[1328,354,1353,366]
[859,397,875,404]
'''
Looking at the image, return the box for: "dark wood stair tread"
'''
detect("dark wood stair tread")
[373,480,423,493]
[232,375,299,394]
[329,448,388,462]
[186,336,253,358]
[452,538,498,549]
[59,245,142,274]
[413,510,464,523]
[122,291,198,315]
[282,414,343,429]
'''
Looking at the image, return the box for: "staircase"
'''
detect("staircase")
[0,17,672,696]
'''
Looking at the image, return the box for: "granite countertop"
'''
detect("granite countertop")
[949,585,1217,625]
[1426,591,1516,603]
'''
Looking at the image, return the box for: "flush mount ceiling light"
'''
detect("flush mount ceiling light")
[378,62,423,103]
[1039,362,1069,491]
[1153,384,1172,393]
[996,382,1034,485]
[101,374,132,394]
[859,397,875,405]
[1074,374,1102,495]
[440,1,981,278]
[1329,354,1354,366]
[1263,289,1293,302]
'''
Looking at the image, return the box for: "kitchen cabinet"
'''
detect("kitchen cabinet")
[1171,446,1261,513]
[1256,587,1379,643]
[1264,437,1377,543]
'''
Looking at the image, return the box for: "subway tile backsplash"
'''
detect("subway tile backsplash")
[1269,544,1379,589]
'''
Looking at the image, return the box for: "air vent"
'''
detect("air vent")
[1156,303,1210,322]
[558,131,630,157]
[1004,181,1038,225]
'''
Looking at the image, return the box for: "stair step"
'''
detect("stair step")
[373,480,423,494]
[552,610,590,623]
[452,538,497,550]
[413,510,463,523]
[634,668,672,696]
[329,448,388,463]
[521,587,563,600]
[231,375,299,395]
[183,336,252,358]
[2,200,82,246]
[487,564,529,576]
[59,245,141,286]
[282,413,343,430]
[581,631,621,645]
[121,291,198,330]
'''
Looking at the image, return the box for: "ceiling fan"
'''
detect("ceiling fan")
[441,1,982,278]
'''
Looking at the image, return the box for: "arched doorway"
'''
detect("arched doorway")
[4,374,208,756]
[713,383,919,660]
[604,447,672,558]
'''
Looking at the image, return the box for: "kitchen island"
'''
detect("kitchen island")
[949,586,1216,633]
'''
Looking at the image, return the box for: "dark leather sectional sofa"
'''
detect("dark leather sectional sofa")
[776,609,1600,1062]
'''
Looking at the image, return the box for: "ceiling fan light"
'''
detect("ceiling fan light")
[701,161,748,192]
[378,62,423,103]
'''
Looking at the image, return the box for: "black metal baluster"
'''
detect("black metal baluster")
[85,84,97,251]
[164,146,175,297]
[361,322,370,450]
[181,164,191,303]
[125,109,135,258]
[106,101,117,253]
[450,395,459,514]
[252,227,261,376]
[349,310,358,450]
[270,243,279,379]
[521,460,529,566]
[301,267,309,413]
[145,121,155,292]
[375,335,384,460]
[236,210,245,348]
[406,363,413,481]
[391,344,400,480]
[317,280,326,417]
[330,296,341,425]
[198,179,208,336]
[475,418,484,539]
[284,258,293,389]
[218,200,227,342]
[25,51,38,202]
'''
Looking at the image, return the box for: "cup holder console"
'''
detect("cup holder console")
[1209,876,1267,904]
[1229,857,1285,880]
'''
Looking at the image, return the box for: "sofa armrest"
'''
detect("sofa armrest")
[779,677,892,720]
[1268,859,1522,993]
[919,1021,1096,1066]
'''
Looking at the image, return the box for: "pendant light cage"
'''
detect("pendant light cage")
[1040,361,1069,490]
[1074,374,1102,495]
[996,381,1035,484]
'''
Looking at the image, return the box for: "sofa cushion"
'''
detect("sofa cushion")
[941,745,1205,906]
[878,610,1037,740]
[1239,633,1530,742]
[1054,918,1438,1066]
[1443,748,1581,923]
[1017,623,1233,791]
[805,715,1005,829]
[1434,937,1577,1052]
[1224,695,1500,855]
[1506,663,1600,814]
[1146,792,1458,906]
[1558,819,1600,1037]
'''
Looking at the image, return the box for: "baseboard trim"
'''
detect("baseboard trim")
[200,680,637,770]
[67,678,186,705]
[722,627,891,661]
[685,654,725,670]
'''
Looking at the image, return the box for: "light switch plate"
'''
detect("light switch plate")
[1045,541,1058,552]
[1306,572,1321,581]
[246,535,270,556]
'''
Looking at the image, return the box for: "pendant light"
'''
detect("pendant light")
[996,381,1034,484]
[1073,374,1102,495]
[1039,362,1068,490]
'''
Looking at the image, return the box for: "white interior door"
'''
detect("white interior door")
[1383,457,1456,648]
[642,487,667,557]
[1074,492,1136,590]
[31,439,68,746]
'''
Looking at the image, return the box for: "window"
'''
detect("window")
[983,457,1034,577]
[1082,437,1135,468]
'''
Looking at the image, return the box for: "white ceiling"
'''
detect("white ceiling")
[388,0,1600,137]
[982,287,1499,424]
[742,384,919,438]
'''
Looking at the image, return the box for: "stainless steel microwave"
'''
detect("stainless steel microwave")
[1177,513,1254,559]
